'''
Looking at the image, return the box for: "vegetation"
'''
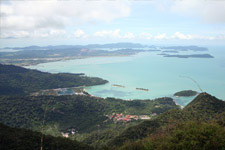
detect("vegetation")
[1,92,224,150]
[108,93,225,148]
[163,54,214,58]
[0,123,94,150]
[161,46,208,51]
[120,121,225,150]
[1,45,211,65]
[0,95,178,148]
[1,63,224,149]
[0,95,178,139]
[0,64,108,96]
[174,90,198,97]
[0,46,147,66]
[0,63,180,148]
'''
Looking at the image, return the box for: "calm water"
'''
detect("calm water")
[27,46,225,106]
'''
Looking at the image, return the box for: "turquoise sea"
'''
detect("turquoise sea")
[27,46,225,106]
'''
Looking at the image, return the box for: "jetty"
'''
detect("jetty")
[136,88,149,91]
[112,84,125,88]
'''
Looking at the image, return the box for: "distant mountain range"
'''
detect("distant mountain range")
[4,43,149,50]
[3,43,208,51]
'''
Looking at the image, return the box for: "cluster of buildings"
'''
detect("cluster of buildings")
[106,113,157,123]
[61,113,158,138]
[61,128,77,138]
[31,87,89,96]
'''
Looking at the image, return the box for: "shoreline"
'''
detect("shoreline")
[1,54,134,67]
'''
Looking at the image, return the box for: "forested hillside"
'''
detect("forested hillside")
[0,123,94,150]
[0,95,178,133]
[0,64,108,95]
[109,93,225,149]
[1,64,224,150]
[120,121,225,150]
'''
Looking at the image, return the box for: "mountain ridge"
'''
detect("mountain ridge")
[108,92,225,148]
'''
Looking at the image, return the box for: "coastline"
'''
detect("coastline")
[1,54,134,67]
[19,47,225,105]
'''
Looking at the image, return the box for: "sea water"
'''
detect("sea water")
[27,46,225,106]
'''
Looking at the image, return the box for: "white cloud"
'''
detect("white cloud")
[170,0,225,23]
[92,30,224,41]
[139,32,153,39]
[154,33,168,40]
[123,32,135,39]
[170,32,219,40]
[171,32,193,40]
[1,1,65,31]
[50,29,66,36]
[216,35,225,40]
[1,31,30,39]
[137,32,222,41]
[94,29,121,38]
[94,29,135,39]
[1,0,130,38]
[1,29,66,39]
[150,0,225,23]
[1,0,130,30]
[74,29,88,38]
[1,26,224,41]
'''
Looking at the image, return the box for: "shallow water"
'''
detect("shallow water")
[27,46,225,106]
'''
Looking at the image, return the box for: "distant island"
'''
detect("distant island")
[0,43,212,66]
[162,50,179,53]
[0,43,151,66]
[0,48,147,66]
[163,54,214,58]
[174,90,198,97]
[161,46,208,51]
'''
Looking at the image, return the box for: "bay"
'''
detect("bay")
[27,46,225,106]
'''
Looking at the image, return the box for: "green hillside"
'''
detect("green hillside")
[0,123,94,150]
[183,92,225,120]
[0,64,180,148]
[0,64,108,96]
[0,95,178,134]
[120,121,225,150]
[109,93,225,148]
[174,90,198,97]
[1,64,224,150]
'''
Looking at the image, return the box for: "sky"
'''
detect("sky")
[1,0,225,47]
